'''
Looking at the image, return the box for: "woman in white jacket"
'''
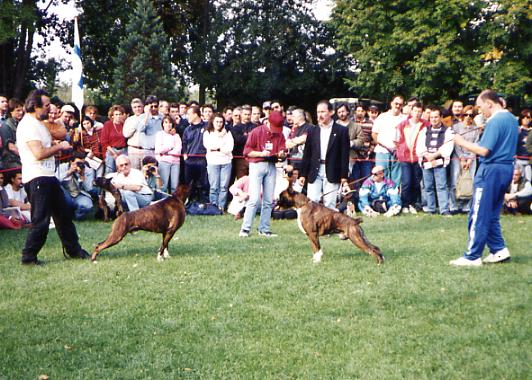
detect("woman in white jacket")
[203,113,234,210]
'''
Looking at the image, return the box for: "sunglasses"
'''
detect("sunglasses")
[464,113,474,117]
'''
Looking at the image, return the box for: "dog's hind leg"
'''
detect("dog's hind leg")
[157,229,177,262]
[91,215,130,261]
[347,225,384,265]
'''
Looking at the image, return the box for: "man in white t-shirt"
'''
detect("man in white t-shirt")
[112,154,153,211]
[371,95,406,186]
[16,89,89,265]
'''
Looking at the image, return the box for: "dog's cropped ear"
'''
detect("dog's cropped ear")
[174,184,191,202]
[287,185,296,196]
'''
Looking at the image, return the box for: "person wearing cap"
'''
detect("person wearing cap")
[298,100,349,210]
[238,111,286,237]
[358,165,401,217]
[57,104,76,132]
[261,101,272,124]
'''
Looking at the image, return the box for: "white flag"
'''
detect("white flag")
[72,17,84,112]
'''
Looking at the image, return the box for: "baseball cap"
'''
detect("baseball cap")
[372,165,385,174]
[268,111,284,133]
[262,101,272,110]
[61,104,76,114]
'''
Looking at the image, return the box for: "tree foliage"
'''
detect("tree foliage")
[0,0,69,98]
[110,0,181,103]
[190,0,350,108]
[332,0,532,104]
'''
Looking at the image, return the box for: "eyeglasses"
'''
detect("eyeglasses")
[394,102,404,107]
[150,104,159,108]
[464,113,474,118]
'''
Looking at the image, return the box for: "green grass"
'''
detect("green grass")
[0,213,530,379]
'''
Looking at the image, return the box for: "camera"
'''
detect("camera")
[145,164,157,176]
[76,161,85,169]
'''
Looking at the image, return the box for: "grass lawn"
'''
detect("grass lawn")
[0,213,530,379]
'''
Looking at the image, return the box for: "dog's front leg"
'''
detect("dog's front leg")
[307,230,323,263]
[99,193,110,222]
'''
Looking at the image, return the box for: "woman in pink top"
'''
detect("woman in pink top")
[155,115,182,193]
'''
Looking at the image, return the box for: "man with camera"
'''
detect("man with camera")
[56,151,95,220]
[141,155,168,201]
[112,154,153,211]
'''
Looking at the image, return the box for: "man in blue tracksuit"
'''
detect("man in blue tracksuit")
[450,90,518,266]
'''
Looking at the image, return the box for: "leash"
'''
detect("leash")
[319,174,372,200]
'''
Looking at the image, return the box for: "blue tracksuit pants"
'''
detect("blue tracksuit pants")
[464,163,513,260]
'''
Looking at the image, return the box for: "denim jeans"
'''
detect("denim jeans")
[422,166,449,213]
[62,188,94,220]
[158,161,180,194]
[105,148,127,174]
[350,159,374,189]
[241,162,276,233]
[400,162,422,208]
[375,152,401,186]
[307,164,340,210]
[119,189,153,211]
[207,163,232,208]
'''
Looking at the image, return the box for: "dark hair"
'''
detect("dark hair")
[188,105,201,118]
[202,103,214,112]
[430,107,443,116]
[207,112,226,133]
[336,103,350,114]
[82,116,94,127]
[142,155,158,166]
[478,90,504,106]
[518,108,530,125]
[145,94,158,105]
[317,99,333,111]
[169,102,179,109]
[188,100,199,107]
[72,150,87,161]
[223,106,233,113]
[8,98,23,112]
[412,102,423,109]
[25,89,50,112]
[407,96,419,103]
[161,115,175,130]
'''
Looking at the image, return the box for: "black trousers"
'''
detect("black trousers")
[184,159,209,202]
[22,176,82,263]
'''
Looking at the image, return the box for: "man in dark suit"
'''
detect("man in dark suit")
[298,100,350,209]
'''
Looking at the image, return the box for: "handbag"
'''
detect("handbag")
[456,168,473,200]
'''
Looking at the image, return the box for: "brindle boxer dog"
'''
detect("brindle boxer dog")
[94,177,125,222]
[91,185,188,262]
[278,186,384,265]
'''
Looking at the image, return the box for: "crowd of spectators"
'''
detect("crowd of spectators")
[0,92,530,230]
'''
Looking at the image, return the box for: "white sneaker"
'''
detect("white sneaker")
[449,256,482,267]
[483,248,511,264]
[239,230,250,238]
[49,220,56,229]
[401,207,409,214]
[408,205,418,214]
